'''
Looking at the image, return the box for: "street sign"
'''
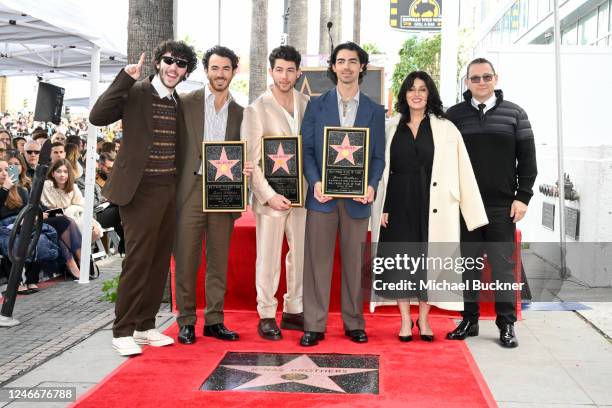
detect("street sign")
[389,0,442,31]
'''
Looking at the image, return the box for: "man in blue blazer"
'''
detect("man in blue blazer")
[300,42,385,346]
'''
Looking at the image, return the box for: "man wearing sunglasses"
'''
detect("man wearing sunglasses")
[446,58,537,349]
[23,140,41,178]
[90,39,197,356]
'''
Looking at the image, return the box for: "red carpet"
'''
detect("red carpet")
[73,311,496,408]
[169,210,522,319]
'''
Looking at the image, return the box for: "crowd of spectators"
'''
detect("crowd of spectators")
[0,111,123,295]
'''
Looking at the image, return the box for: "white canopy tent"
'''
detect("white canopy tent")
[0,0,128,282]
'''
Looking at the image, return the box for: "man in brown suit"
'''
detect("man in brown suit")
[174,46,252,344]
[89,40,197,356]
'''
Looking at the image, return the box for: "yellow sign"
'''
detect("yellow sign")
[389,0,442,31]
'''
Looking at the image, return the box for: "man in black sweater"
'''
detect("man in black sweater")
[446,58,537,348]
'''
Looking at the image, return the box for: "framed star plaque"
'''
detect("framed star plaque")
[321,127,369,198]
[202,141,247,212]
[261,136,303,207]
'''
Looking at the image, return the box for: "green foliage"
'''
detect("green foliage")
[230,78,249,96]
[101,276,120,303]
[391,34,441,100]
[181,34,204,60]
[362,43,382,55]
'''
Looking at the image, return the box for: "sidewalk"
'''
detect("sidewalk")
[1,253,611,407]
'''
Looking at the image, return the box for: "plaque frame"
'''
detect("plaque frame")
[261,135,304,207]
[202,140,247,212]
[321,126,370,198]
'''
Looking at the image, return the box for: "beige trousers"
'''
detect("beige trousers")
[255,207,306,318]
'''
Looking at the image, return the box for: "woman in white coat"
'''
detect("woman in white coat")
[371,71,488,342]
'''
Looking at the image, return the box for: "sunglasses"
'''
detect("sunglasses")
[469,74,495,83]
[161,56,188,68]
[26,150,40,155]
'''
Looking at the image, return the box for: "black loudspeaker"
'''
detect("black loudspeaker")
[34,82,65,125]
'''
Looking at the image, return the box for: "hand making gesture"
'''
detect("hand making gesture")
[124,52,145,80]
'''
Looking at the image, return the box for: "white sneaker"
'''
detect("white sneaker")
[133,329,175,347]
[112,336,142,356]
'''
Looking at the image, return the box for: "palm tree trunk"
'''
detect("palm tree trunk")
[287,0,308,55]
[330,0,342,45]
[249,0,268,103]
[319,0,331,55]
[127,0,174,79]
[353,0,361,44]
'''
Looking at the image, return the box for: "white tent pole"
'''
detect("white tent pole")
[440,0,459,107]
[78,45,100,283]
[552,0,567,277]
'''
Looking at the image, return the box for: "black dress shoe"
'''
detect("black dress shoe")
[300,331,324,346]
[398,320,413,342]
[345,329,368,343]
[498,323,519,348]
[178,325,196,344]
[446,320,479,340]
[204,323,239,341]
[280,312,304,331]
[258,318,282,340]
[416,320,434,342]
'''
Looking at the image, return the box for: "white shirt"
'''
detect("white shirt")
[471,93,496,115]
[280,93,299,136]
[204,84,232,142]
[336,88,360,127]
[151,75,176,103]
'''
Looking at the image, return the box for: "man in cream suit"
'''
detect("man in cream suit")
[242,46,309,340]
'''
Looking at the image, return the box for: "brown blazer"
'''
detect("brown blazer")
[176,87,243,218]
[89,69,183,206]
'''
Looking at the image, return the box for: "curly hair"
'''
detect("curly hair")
[153,39,198,76]
[268,45,301,69]
[203,45,239,71]
[327,42,369,85]
[394,71,445,121]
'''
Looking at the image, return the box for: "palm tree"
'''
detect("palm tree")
[353,0,361,44]
[287,0,308,55]
[331,0,342,45]
[319,0,331,55]
[127,0,174,79]
[249,0,268,103]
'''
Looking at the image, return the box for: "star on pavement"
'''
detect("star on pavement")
[267,143,294,174]
[330,134,362,165]
[209,147,240,181]
[222,354,378,393]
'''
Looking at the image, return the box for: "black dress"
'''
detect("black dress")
[376,116,434,300]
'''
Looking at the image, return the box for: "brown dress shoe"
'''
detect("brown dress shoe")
[258,318,282,340]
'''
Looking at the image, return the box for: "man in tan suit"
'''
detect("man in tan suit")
[242,46,309,340]
[175,46,252,344]
[89,40,198,356]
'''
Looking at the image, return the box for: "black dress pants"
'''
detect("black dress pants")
[460,206,517,325]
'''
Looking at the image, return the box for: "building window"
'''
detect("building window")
[598,2,609,45]
[579,8,598,44]
[562,23,578,45]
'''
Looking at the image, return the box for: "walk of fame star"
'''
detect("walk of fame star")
[267,143,294,174]
[220,354,378,393]
[209,147,240,181]
[330,134,362,165]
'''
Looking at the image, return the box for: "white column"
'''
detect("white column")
[78,45,100,283]
[553,0,567,276]
[440,0,460,107]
